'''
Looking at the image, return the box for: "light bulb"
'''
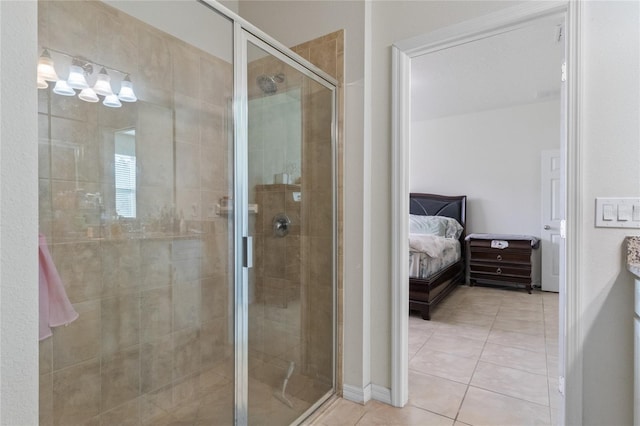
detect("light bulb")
[37,49,58,82]
[37,77,48,89]
[118,75,137,102]
[93,67,113,97]
[79,87,99,103]
[52,80,76,96]
[67,64,89,90]
[103,94,122,108]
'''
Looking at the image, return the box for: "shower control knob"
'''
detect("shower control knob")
[273,213,291,238]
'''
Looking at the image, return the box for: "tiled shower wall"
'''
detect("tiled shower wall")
[247,30,343,388]
[38,1,233,425]
[292,30,345,390]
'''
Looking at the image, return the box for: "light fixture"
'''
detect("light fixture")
[118,75,137,102]
[93,67,113,97]
[103,94,122,108]
[79,87,99,103]
[52,80,76,96]
[36,48,138,107]
[67,64,89,90]
[37,49,58,82]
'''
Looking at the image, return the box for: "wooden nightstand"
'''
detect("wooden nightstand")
[466,234,540,294]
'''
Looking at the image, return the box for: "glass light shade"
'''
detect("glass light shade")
[93,68,113,97]
[37,51,58,82]
[37,77,48,89]
[118,76,137,102]
[103,94,122,108]
[79,87,99,103]
[52,80,76,96]
[67,65,89,90]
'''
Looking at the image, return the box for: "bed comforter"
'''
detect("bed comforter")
[409,234,461,279]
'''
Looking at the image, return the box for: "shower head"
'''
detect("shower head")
[257,73,285,95]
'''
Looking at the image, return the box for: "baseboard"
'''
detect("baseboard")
[371,384,392,405]
[342,383,372,404]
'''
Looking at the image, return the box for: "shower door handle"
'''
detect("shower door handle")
[243,236,253,268]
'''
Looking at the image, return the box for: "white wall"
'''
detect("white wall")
[579,2,639,424]
[0,1,39,424]
[411,100,561,236]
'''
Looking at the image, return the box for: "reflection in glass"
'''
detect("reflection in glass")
[114,129,136,218]
[247,40,335,425]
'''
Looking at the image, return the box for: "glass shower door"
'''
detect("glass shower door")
[242,37,336,425]
[37,1,236,424]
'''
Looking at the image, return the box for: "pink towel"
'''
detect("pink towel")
[39,234,79,341]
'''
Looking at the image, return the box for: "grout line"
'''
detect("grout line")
[466,383,552,408]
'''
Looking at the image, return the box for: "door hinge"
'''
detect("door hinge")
[561,62,567,82]
[560,220,566,239]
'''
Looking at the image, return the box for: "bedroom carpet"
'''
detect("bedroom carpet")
[310,285,559,426]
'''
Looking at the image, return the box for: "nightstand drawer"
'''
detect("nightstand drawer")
[469,249,530,264]
[469,263,531,277]
[469,239,532,250]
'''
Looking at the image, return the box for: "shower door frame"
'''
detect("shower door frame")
[199,1,339,424]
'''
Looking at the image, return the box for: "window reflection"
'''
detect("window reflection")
[114,128,136,218]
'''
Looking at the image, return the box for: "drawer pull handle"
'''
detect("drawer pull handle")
[496,255,502,261]
[496,268,502,274]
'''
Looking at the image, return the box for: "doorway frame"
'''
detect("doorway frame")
[390,2,583,424]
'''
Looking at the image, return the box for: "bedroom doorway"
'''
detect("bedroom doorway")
[390,2,580,424]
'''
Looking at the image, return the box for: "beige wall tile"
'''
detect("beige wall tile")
[173,328,201,379]
[201,275,228,323]
[200,57,233,107]
[47,0,98,60]
[176,141,201,189]
[95,8,138,78]
[51,242,102,304]
[201,320,230,369]
[101,294,140,356]
[140,287,172,343]
[101,241,142,296]
[173,280,201,331]
[52,359,101,426]
[137,26,172,92]
[140,335,173,394]
[39,373,53,426]
[101,346,141,412]
[174,93,201,145]
[99,398,140,426]
[52,300,100,370]
[171,42,201,99]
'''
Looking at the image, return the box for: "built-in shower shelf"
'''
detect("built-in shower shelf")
[215,204,259,216]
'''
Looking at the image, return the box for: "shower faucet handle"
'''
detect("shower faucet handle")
[273,213,291,238]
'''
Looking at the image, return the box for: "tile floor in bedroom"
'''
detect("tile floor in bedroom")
[310,284,560,426]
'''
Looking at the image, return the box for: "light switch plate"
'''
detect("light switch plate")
[596,197,640,228]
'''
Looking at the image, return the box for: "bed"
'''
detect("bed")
[409,193,467,320]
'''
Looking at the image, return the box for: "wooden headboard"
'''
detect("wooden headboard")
[409,193,467,246]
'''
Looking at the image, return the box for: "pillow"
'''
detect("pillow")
[409,214,463,239]
[409,214,446,237]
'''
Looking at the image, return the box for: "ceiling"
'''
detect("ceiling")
[411,16,565,122]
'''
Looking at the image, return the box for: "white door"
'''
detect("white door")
[541,149,561,292]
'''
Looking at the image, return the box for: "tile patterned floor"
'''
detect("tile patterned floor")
[311,285,560,426]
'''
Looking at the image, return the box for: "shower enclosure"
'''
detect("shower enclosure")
[37,1,337,425]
